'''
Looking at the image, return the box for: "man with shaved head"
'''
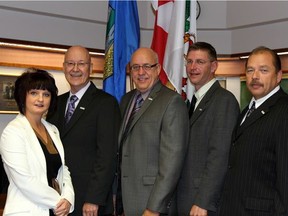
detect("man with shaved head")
[47,45,120,216]
[116,47,189,216]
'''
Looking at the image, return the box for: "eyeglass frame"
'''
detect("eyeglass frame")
[64,61,91,69]
[184,58,215,67]
[130,63,158,72]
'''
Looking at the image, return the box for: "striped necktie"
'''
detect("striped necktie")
[246,101,256,118]
[125,93,143,131]
[65,95,78,124]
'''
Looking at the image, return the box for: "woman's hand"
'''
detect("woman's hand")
[54,198,71,216]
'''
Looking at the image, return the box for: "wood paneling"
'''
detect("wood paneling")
[216,58,246,77]
[0,46,105,75]
[1,44,288,77]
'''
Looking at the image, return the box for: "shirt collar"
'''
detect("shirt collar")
[69,82,91,100]
[250,85,280,109]
[195,78,216,100]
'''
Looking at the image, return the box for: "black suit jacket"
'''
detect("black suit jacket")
[47,82,121,215]
[219,88,288,216]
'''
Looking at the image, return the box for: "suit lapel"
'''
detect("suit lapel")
[235,88,285,139]
[237,107,266,135]
[18,115,47,172]
[62,83,96,137]
[190,81,221,125]
[122,81,162,137]
[57,93,69,133]
[119,92,136,142]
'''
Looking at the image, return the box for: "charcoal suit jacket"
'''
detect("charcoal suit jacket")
[119,81,189,216]
[177,81,239,215]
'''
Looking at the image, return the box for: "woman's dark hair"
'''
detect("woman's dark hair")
[14,68,58,114]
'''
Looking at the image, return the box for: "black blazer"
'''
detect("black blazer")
[219,88,288,216]
[47,82,121,215]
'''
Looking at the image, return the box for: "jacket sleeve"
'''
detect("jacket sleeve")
[146,94,189,213]
[57,164,75,213]
[49,123,75,213]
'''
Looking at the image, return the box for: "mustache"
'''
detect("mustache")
[249,80,263,86]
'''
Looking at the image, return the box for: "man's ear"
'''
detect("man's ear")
[211,61,218,74]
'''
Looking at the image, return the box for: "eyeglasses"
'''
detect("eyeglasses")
[185,59,213,66]
[130,63,158,72]
[64,62,90,69]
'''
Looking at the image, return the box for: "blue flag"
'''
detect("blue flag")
[103,0,140,103]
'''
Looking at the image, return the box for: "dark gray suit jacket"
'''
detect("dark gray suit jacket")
[177,81,239,215]
[219,88,288,216]
[47,82,120,215]
[119,81,189,216]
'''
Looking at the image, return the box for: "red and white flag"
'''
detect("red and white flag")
[151,0,197,102]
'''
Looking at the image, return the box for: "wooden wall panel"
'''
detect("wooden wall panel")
[216,58,246,77]
[0,46,105,74]
[1,44,288,77]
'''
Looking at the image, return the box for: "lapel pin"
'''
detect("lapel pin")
[261,110,265,114]
[148,97,153,101]
[80,107,85,110]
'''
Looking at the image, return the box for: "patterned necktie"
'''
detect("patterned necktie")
[125,93,144,132]
[189,95,197,118]
[246,101,256,118]
[65,95,78,124]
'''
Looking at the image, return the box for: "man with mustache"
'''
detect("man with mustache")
[219,46,288,216]
[47,45,120,216]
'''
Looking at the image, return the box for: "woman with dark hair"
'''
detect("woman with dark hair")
[0,68,74,216]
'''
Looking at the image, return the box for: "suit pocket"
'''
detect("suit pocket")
[142,176,156,185]
[245,197,274,212]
